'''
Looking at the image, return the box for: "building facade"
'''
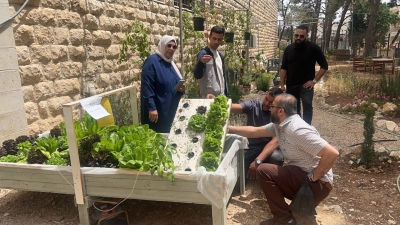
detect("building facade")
[0,0,277,141]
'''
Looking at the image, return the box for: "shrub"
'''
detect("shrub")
[380,72,400,98]
[255,73,273,92]
[360,108,375,167]
[228,83,243,103]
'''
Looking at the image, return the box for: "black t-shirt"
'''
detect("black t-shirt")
[280,41,328,86]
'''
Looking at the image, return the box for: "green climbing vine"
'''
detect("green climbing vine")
[181,2,253,98]
[118,20,151,81]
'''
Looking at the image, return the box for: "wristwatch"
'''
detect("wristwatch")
[255,159,262,165]
[312,79,317,83]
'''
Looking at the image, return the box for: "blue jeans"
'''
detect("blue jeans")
[286,85,314,124]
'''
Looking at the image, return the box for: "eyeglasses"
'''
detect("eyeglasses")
[269,105,282,110]
[294,34,305,39]
[167,44,178,49]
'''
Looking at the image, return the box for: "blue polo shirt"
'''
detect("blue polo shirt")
[240,100,272,149]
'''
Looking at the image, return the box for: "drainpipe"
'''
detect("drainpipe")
[0,0,29,143]
[179,0,184,76]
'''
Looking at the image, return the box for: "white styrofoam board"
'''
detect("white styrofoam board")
[167,98,231,172]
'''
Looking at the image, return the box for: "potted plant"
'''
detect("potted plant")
[193,17,205,31]
[241,71,252,95]
[225,32,234,43]
[273,76,280,87]
[255,73,274,92]
[244,31,251,41]
[228,82,243,103]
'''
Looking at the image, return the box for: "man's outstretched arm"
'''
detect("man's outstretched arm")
[227,125,273,138]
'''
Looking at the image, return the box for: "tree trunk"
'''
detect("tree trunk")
[363,0,380,57]
[324,17,333,53]
[334,0,351,49]
[310,0,321,44]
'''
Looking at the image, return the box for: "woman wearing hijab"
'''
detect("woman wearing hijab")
[140,35,185,133]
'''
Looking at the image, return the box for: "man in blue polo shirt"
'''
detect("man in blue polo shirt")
[230,87,284,179]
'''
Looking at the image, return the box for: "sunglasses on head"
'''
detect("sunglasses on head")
[167,44,178,49]
[294,34,305,38]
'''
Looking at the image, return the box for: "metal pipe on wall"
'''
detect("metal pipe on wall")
[179,0,184,76]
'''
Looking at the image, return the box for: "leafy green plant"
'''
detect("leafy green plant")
[202,134,222,155]
[200,152,219,172]
[255,73,273,92]
[15,136,69,165]
[45,151,69,166]
[118,20,151,80]
[118,125,176,181]
[199,95,229,171]
[380,71,400,98]
[188,114,207,132]
[227,82,243,103]
[0,155,20,163]
[242,71,253,85]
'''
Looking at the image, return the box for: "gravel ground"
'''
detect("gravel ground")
[0,88,399,225]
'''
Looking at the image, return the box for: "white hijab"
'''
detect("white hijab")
[155,35,182,79]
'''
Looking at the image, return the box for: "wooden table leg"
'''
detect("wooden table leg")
[212,204,227,225]
[238,148,245,195]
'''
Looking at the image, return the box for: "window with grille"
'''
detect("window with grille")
[173,0,195,10]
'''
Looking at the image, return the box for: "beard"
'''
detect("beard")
[294,39,306,48]
[271,113,280,124]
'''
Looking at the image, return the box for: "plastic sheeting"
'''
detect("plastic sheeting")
[193,134,248,209]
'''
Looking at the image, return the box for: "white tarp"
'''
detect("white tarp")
[193,134,247,209]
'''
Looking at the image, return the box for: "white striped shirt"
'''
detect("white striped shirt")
[264,114,334,184]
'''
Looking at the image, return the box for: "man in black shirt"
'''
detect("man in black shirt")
[279,25,328,124]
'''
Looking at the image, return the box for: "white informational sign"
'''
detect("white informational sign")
[79,96,110,120]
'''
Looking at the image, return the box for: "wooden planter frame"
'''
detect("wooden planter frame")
[0,85,245,225]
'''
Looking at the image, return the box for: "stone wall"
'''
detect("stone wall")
[6,0,277,135]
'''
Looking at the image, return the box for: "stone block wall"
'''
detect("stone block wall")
[220,0,278,57]
[6,0,277,135]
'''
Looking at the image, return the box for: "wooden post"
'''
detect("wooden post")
[129,86,139,125]
[62,85,137,224]
[62,105,85,205]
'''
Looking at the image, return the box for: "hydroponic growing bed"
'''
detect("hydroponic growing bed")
[0,85,246,225]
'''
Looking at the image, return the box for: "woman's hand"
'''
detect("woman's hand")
[206,94,215,99]
[177,84,186,92]
[149,110,158,123]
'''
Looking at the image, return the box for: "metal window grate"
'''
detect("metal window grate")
[173,0,195,10]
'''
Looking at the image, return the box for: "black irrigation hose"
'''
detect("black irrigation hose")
[315,106,400,193]
[314,106,400,139]
[347,139,398,147]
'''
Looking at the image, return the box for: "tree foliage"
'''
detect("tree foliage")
[349,3,399,56]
